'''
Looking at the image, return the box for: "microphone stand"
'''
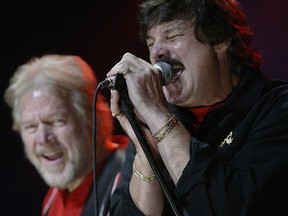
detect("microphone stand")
[112,75,183,216]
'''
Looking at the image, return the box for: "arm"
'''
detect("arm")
[109,88,191,215]
[112,91,288,216]
[108,54,288,215]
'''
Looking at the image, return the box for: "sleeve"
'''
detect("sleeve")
[175,87,288,216]
[111,87,288,216]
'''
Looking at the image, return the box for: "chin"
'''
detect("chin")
[38,165,75,189]
[164,85,185,104]
[165,92,185,105]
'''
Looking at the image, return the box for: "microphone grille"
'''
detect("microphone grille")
[154,62,173,85]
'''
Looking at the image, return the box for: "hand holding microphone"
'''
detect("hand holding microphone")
[103,54,176,130]
[99,61,174,89]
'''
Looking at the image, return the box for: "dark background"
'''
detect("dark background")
[1,0,287,215]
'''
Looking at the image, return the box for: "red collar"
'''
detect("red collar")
[42,172,93,216]
[190,103,223,130]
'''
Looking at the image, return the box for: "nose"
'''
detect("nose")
[150,41,170,62]
[36,124,56,145]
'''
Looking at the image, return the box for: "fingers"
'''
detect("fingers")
[110,90,123,119]
[112,111,122,118]
[106,53,148,78]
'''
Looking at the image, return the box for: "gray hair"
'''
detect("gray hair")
[4,54,113,140]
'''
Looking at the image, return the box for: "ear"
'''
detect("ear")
[213,39,231,53]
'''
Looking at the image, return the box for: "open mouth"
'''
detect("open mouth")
[42,152,64,162]
[170,64,184,83]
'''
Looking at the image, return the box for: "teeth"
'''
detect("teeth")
[43,152,63,160]
[173,64,183,70]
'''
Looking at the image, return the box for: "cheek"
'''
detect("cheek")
[56,125,88,148]
[55,115,89,148]
[21,133,35,150]
[21,135,37,159]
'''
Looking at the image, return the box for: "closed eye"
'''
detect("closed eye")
[146,38,154,48]
[167,33,185,41]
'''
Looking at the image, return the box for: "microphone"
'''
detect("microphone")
[98,62,173,89]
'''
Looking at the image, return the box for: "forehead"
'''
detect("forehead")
[18,88,72,120]
[146,20,194,38]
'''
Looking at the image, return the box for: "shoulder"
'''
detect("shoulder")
[263,82,288,108]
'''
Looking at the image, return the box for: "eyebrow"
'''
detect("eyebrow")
[146,28,180,41]
[20,108,70,121]
[146,22,190,39]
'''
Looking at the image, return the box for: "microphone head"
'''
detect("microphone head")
[154,62,174,85]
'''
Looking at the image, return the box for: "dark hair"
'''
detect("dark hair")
[138,0,262,74]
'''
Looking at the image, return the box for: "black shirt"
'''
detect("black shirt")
[111,69,288,216]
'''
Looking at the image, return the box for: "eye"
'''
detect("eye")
[167,33,183,41]
[167,34,178,39]
[166,29,187,41]
[146,38,154,48]
[147,43,154,48]
[23,124,38,133]
[52,119,67,127]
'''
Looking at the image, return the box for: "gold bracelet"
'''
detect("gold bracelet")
[152,114,178,144]
[132,160,156,182]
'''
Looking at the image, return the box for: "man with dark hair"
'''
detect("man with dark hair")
[106,0,288,215]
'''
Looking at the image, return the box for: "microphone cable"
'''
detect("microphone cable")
[92,84,102,216]
[92,76,124,216]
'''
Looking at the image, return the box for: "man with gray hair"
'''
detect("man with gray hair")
[4,54,127,215]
